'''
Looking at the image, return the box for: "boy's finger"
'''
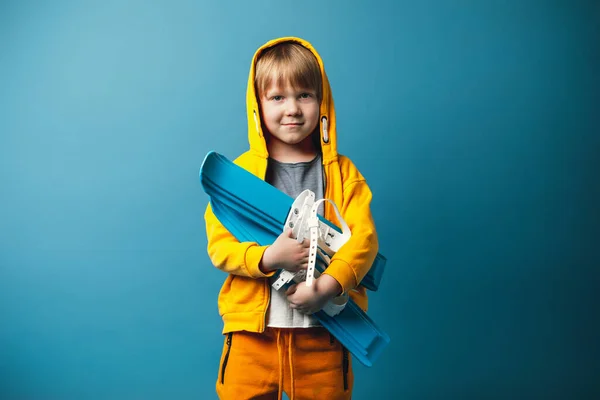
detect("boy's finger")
[286,284,297,295]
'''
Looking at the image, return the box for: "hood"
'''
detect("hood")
[246,37,339,163]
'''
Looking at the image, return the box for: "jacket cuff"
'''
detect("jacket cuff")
[323,259,357,294]
[245,244,275,278]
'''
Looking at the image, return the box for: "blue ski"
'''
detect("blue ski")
[199,151,390,367]
[200,151,386,291]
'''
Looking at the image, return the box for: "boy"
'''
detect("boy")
[204,37,379,400]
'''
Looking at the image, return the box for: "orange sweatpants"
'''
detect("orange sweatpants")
[216,327,353,400]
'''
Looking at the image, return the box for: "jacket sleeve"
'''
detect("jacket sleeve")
[204,203,276,278]
[322,179,379,294]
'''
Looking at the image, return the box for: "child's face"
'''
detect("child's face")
[260,81,320,149]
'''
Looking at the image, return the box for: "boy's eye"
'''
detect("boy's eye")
[299,93,312,99]
[272,95,283,101]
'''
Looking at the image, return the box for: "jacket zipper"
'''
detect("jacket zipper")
[262,279,271,332]
[322,166,327,198]
[220,332,233,384]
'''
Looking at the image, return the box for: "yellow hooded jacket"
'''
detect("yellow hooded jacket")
[204,37,379,334]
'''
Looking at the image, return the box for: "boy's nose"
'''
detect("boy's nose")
[285,100,301,115]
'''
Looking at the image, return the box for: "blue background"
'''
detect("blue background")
[1,1,599,399]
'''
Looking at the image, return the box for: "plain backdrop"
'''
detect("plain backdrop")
[1,1,599,399]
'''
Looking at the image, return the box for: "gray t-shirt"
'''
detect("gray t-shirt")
[265,154,324,328]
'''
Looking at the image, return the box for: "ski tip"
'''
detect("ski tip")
[199,151,219,178]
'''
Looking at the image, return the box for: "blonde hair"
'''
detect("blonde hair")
[255,42,322,102]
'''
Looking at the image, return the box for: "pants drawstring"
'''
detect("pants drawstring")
[288,331,295,400]
[276,329,284,400]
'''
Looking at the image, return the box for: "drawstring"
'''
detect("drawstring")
[288,331,295,399]
[275,330,296,399]
[275,330,299,399]
[321,116,329,143]
[276,329,284,400]
[254,110,260,135]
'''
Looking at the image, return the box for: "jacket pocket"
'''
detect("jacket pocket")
[218,275,266,317]
[220,332,233,384]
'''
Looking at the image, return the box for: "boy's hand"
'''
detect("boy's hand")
[286,274,343,315]
[260,229,310,273]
